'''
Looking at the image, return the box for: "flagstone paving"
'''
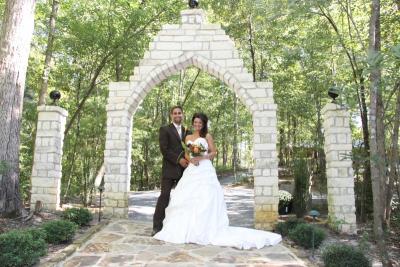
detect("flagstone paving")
[59,220,306,267]
[58,180,306,266]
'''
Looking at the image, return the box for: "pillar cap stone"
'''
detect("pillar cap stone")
[322,103,348,114]
[37,105,68,116]
[181,9,207,24]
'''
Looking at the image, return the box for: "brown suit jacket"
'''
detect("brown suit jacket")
[159,124,189,180]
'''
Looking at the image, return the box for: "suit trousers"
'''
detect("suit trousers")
[153,178,179,231]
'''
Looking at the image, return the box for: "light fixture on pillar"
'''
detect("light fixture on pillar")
[328,86,339,103]
[188,0,199,8]
[49,90,61,105]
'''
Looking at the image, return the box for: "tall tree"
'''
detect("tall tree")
[0,0,36,217]
[38,0,59,105]
[368,0,390,265]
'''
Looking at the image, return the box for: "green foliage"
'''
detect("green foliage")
[327,215,347,233]
[288,223,326,249]
[275,217,305,236]
[0,229,47,267]
[63,207,93,226]
[322,244,371,267]
[293,158,310,218]
[42,220,77,244]
[24,227,47,240]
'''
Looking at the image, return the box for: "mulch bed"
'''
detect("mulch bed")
[0,207,101,265]
[279,215,400,267]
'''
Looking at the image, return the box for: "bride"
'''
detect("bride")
[153,113,282,249]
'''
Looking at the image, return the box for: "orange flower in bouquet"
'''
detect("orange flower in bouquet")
[180,141,207,160]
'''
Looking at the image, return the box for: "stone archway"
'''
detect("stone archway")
[103,9,279,229]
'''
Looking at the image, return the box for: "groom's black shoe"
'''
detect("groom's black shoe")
[151,229,160,237]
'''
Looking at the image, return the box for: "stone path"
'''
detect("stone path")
[60,220,305,267]
[59,178,306,266]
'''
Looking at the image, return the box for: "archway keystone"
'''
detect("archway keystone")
[104,8,279,229]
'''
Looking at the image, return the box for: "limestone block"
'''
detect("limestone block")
[212,50,233,59]
[210,41,232,50]
[150,51,171,60]
[159,29,185,36]
[255,210,278,224]
[213,35,229,41]
[254,176,278,186]
[162,24,180,30]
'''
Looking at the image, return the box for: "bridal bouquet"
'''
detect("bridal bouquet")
[181,141,207,158]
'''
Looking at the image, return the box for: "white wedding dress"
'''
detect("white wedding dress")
[154,137,282,249]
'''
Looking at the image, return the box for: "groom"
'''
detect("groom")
[152,106,189,236]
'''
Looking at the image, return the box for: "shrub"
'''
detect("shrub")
[63,207,93,226]
[322,244,370,267]
[275,217,305,236]
[25,227,47,240]
[288,223,326,249]
[293,158,310,218]
[0,229,47,267]
[42,220,77,244]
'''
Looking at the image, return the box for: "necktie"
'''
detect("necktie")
[176,126,181,139]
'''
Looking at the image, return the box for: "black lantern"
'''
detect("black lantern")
[49,90,61,105]
[188,0,199,8]
[328,86,340,103]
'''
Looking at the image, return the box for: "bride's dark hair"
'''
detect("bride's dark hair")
[192,113,208,138]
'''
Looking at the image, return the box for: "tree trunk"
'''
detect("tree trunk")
[368,0,390,265]
[359,77,373,222]
[248,15,256,82]
[222,139,227,168]
[38,0,59,105]
[0,0,36,217]
[143,141,149,189]
[386,81,400,227]
[115,50,122,82]
[232,95,239,182]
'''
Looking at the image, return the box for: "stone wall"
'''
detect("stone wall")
[30,106,67,211]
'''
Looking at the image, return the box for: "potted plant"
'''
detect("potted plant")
[278,190,293,215]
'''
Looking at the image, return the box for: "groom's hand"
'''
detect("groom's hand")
[190,157,201,166]
[179,158,189,168]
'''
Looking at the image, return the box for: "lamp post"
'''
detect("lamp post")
[98,185,104,222]
[309,209,320,259]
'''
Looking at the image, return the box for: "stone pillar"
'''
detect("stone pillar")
[180,9,207,24]
[30,106,68,211]
[322,103,357,233]
[103,88,132,218]
[253,103,279,230]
